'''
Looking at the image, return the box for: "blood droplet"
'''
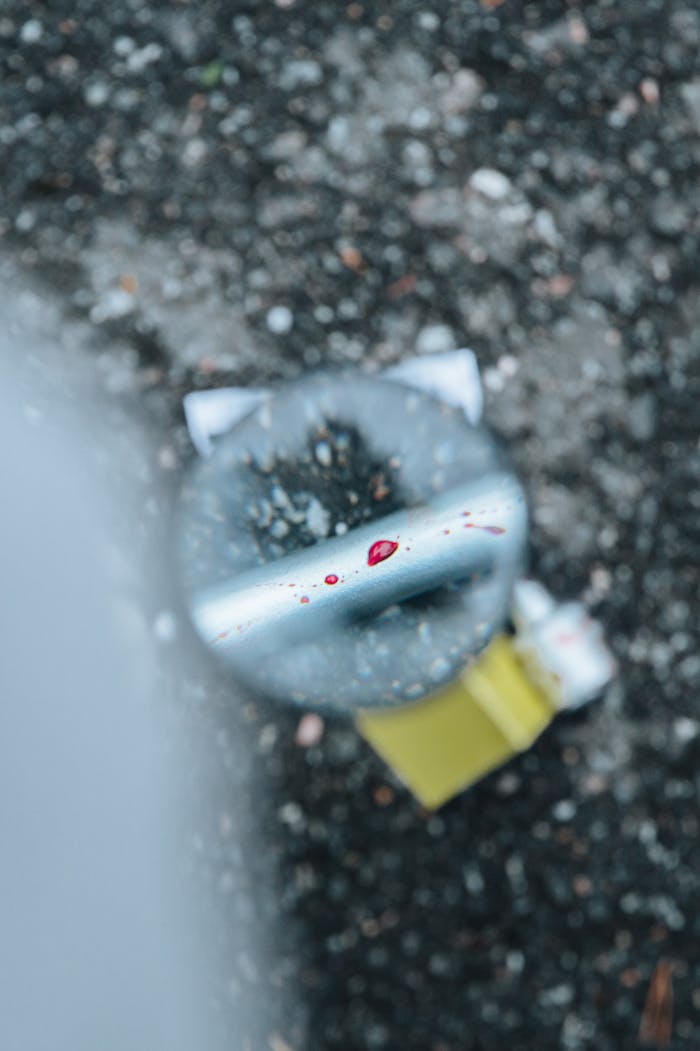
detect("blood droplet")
[324,574,339,585]
[300,596,310,604]
[367,539,399,566]
[464,523,506,535]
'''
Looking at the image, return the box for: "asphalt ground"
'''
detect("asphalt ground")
[2,2,700,1048]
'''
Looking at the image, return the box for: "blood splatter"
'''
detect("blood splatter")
[367,539,399,566]
[324,574,339,585]
[464,523,506,535]
[300,596,310,604]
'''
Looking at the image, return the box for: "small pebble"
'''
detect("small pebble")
[270,518,290,539]
[673,717,699,743]
[84,81,109,107]
[305,497,330,538]
[552,799,577,822]
[20,19,42,43]
[468,167,512,200]
[295,712,325,747]
[266,305,293,334]
[315,440,332,467]
[416,324,454,355]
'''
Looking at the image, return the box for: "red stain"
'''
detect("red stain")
[324,574,339,585]
[464,523,506,535]
[462,523,502,538]
[300,595,310,604]
[367,539,399,566]
[444,529,451,534]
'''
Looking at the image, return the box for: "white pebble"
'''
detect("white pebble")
[266,305,293,334]
[429,656,451,681]
[552,799,576,822]
[416,323,454,355]
[182,138,207,167]
[409,106,433,130]
[315,440,332,467]
[306,497,330,539]
[469,167,512,200]
[483,366,505,392]
[269,519,290,539]
[20,19,42,44]
[497,354,519,378]
[279,59,322,91]
[278,801,304,828]
[113,35,135,56]
[15,209,36,232]
[418,11,440,30]
[295,713,325,747]
[84,81,109,108]
[673,717,699,743]
[126,42,163,73]
[534,208,560,247]
[89,288,135,323]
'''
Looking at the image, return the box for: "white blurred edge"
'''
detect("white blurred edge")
[183,349,483,458]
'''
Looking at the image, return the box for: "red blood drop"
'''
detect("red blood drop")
[300,596,310,604]
[464,522,506,535]
[324,574,339,585]
[367,539,399,566]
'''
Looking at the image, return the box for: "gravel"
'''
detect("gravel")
[2,1,700,1048]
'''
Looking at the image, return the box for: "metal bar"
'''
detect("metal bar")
[192,472,526,658]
